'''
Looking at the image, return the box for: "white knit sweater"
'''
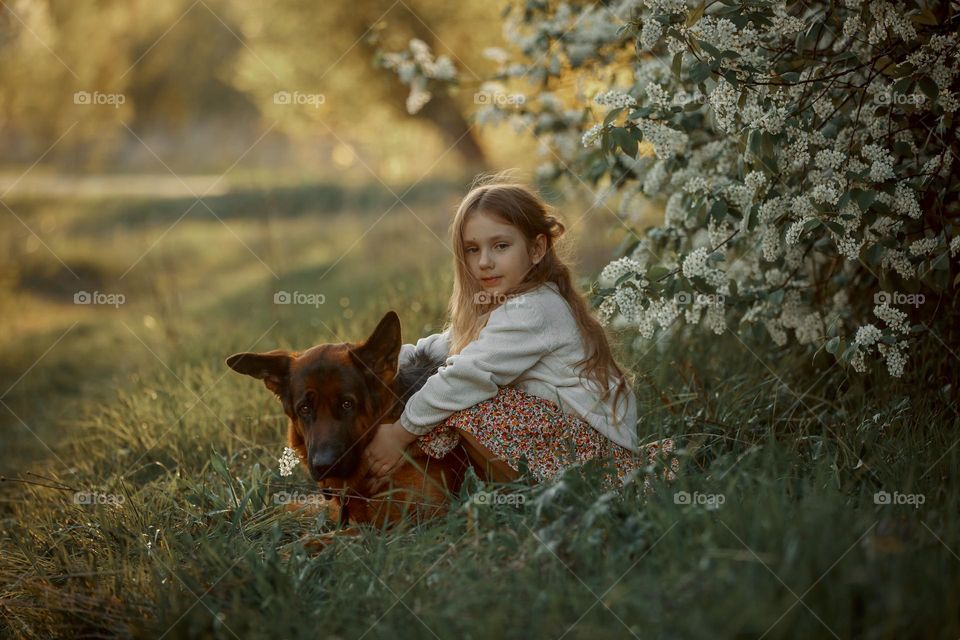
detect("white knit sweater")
[397,281,639,453]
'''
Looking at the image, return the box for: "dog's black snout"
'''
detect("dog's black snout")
[310,448,342,479]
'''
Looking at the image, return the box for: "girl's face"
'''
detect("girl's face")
[462,210,546,299]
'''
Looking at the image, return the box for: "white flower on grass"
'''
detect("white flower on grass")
[279,447,301,477]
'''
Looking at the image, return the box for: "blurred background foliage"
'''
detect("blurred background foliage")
[0,0,539,178]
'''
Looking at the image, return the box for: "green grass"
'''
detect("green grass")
[1,179,958,638]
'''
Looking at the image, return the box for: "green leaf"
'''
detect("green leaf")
[918,75,939,101]
[613,127,638,157]
[647,265,671,282]
[851,188,876,211]
[686,0,706,26]
[210,453,231,481]
[841,343,856,363]
[891,76,912,95]
[748,129,762,157]
[672,51,683,79]
[604,107,624,126]
[780,71,801,83]
[892,62,915,78]
[708,199,728,222]
[932,251,949,271]
[824,220,845,235]
[690,61,711,83]
[825,336,840,354]
[699,40,722,59]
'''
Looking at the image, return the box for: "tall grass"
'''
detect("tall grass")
[1,180,957,638]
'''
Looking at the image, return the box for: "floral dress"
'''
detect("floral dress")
[414,386,678,489]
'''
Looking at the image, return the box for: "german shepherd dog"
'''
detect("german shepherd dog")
[225,311,476,532]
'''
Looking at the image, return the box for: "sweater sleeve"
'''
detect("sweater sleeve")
[398,301,553,435]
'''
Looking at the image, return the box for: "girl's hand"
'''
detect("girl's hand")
[360,421,420,479]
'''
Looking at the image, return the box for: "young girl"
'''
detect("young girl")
[360,174,676,488]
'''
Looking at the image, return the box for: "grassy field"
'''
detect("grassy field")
[1,177,958,639]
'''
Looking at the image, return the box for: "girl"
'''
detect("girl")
[360,173,676,488]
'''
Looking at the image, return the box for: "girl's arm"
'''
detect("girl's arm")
[398,300,554,436]
[398,327,451,369]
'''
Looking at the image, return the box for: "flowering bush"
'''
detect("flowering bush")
[380,1,959,377]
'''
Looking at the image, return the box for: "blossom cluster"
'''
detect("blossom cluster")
[378,38,458,115]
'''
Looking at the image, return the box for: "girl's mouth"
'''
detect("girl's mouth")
[481,276,502,285]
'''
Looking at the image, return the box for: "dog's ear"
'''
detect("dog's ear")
[225,350,292,400]
[350,311,402,383]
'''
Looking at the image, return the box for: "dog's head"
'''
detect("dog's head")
[226,311,402,482]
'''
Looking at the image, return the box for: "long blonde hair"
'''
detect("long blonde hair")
[443,171,633,421]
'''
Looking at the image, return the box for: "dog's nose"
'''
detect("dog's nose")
[310,448,342,479]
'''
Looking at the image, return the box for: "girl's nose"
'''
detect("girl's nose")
[478,250,493,268]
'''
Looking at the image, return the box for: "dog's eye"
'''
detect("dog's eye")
[297,403,311,416]
[341,400,354,411]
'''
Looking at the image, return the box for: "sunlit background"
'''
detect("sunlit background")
[0,0,645,472]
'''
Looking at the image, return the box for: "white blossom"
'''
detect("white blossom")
[279,447,301,477]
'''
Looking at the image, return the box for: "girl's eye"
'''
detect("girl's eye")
[465,247,477,254]
[496,243,509,250]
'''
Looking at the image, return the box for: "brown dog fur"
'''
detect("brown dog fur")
[226,311,477,532]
